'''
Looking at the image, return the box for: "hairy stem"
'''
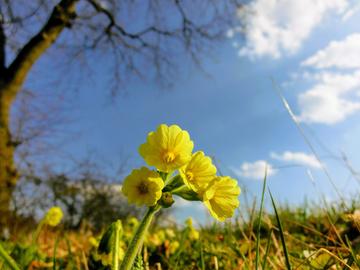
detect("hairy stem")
[112,220,122,270]
[120,205,161,270]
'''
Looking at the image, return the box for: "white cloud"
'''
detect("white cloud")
[237,0,348,58]
[297,71,360,124]
[342,2,360,21]
[270,151,322,168]
[233,160,276,180]
[296,33,360,124]
[301,33,360,69]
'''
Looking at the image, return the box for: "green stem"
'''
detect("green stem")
[0,242,21,270]
[120,205,161,270]
[32,219,45,245]
[164,171,174,186]
[112,220,122,270]
[53,234,61,270]
[171,185,188,194]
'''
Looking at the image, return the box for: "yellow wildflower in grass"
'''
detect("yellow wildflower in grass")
[96,246,125,266]
[44,206,63,227]
[185,217,194,228]
[128,217,139,229]
[169,241,180,254]
[139,124,194,172]
[179,151,217,192]
[89,237,99,248]
[189,228,200,240]
[165,228,175,238]
[146,230,166,247]
[202,176,241,222]
[122,167,164,206]
[185,217,199,240]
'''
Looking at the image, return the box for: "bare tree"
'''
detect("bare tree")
[0,0,242,226]
[12,159,140,231]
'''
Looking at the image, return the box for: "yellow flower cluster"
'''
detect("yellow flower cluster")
[122,124,241,222]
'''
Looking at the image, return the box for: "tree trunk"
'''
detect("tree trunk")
[0,0,77,228]
[0,82,18,227]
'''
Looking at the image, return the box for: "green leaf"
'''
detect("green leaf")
[310,252,333,269]
[98,221,123,255]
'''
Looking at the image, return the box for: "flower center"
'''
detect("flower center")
[163,151,175,163]
[186,171,194,181]
[137,182,149,195]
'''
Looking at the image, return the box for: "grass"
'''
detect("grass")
[269,189,291,270]
[1,196,360,270]
[255,169,267,270]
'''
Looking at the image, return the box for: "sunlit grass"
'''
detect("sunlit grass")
[1,196,360,269]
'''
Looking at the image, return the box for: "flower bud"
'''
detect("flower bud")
[159,192,174,208]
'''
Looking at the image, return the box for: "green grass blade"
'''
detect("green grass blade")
[64,234,76,268]
[173,227,190,270]
[255,168,267,270]
[0,242,21,270]
[269,189,292,270]
[52,235,61,270]
[271,79,345,207]
[261,229,272,270]
[200,241,205,270]
[345,235,360,268]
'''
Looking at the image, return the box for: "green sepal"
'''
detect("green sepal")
[163,175,184,192]
[157,171,167,181]
[173,189,201,201]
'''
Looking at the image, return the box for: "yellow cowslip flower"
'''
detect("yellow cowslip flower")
[165,228,175,238]
[202,176,241,222]
[179,151,217,192]
[185,217,194,228]
[185,217,199,240]
[189,228,200,241]
[146,230,165,247]
[139,124,194,172]
[44,206,63,227]
[128,217,139,229]
[122,167,164,207]
[89,237,99,248]
[96,246,125,266]
[169,240,180,254]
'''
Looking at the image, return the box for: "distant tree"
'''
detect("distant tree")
[0,0,242,226]
[12,158,141,231]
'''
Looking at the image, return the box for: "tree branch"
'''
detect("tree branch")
[2,0,78,98]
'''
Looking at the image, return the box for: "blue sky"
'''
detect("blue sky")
[22,0,360,224]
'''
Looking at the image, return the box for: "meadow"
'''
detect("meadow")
[1,194,360,270]
[1,124,360,270]
[1,1,360,269]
